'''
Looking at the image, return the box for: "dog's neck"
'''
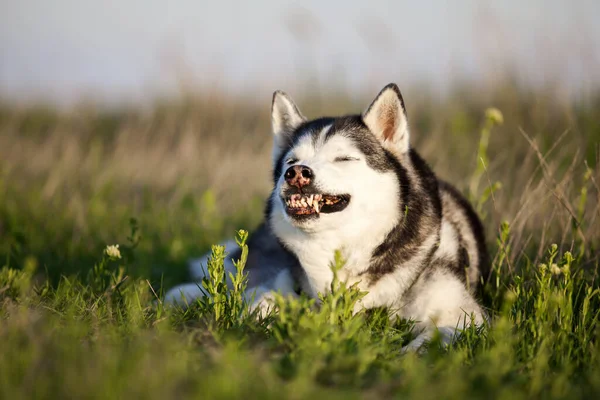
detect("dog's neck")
[270,206,399,298]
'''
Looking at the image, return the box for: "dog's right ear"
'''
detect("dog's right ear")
[271,91,305,154]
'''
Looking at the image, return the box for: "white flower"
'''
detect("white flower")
[550,263,562,276]
[485,108,504,125]
[105,244,121,260]
[504,290,517,302]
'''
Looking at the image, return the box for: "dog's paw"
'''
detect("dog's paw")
[163,282,205,306]
[401,334,430,354]
[248,290,278,318]
[245,286,299,318]
[401,327,458,354]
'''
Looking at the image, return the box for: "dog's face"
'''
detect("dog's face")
[269,84,411,235]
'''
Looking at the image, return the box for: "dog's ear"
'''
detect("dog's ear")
[271,90,306,152]
[362,83,409,154]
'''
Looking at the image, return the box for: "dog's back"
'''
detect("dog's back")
[438,181,489,292]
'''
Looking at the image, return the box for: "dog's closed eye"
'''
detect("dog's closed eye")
[286,158,299,165]
[334,156,359,162]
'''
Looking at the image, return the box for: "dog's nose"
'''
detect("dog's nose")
[284,165,313,188]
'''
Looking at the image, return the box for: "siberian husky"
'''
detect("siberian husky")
[165,83,489,351]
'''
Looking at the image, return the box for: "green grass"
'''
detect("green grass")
[1,82,599,398]
[2,227,599,399]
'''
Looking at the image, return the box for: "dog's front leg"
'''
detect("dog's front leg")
[245,268,298,317]
[401,326,460,353]
[399,271,486,353]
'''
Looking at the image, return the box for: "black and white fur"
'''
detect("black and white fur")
[165,84,489,351]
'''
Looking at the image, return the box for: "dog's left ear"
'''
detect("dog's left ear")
[362,83,409,154]
[271,90,306,153]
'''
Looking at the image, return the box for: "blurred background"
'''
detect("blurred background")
[2,1,600,105]
[1,0,599,285]
[0,0,600,105]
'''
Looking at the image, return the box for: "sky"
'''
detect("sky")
[1,0,599,105]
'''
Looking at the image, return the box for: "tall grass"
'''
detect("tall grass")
[0,81,599,398]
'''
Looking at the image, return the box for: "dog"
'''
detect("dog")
[165,83,489,351]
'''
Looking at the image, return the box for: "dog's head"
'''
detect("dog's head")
[268,84,411,235]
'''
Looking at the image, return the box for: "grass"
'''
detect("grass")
[1,81,600,398]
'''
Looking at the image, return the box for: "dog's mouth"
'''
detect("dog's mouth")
[282,193,351,219]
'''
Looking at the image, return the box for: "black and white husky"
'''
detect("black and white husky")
[166,84,489,351]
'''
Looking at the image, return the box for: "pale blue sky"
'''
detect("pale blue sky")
[1,0,599,105]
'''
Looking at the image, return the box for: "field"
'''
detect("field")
[1,81,600,399]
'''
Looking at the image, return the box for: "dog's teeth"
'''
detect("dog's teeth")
[301,198,307,207]
[314,201,320,213]
[307,195,313,207]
